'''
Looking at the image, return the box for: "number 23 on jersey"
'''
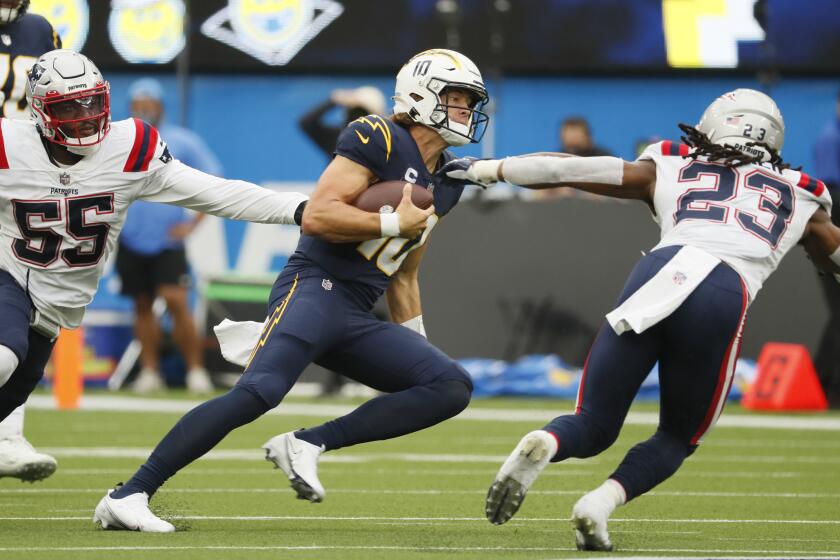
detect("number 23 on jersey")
[674,160,793,248]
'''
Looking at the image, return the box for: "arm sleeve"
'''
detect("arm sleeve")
[138,160,308,225]
[334,116,391,177]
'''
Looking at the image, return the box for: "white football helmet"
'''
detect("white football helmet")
[696,88,784,162]
[0,0,28,24]
[26,49,111,156]
[393,49,489,147]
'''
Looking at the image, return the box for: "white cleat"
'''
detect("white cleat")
[485,430,557,525]
[571,492,614,551]
[131,368,164,394]
[186,367,214,395]
[0,435,57,482]
[93,489,175,532]
[263,432,325,503]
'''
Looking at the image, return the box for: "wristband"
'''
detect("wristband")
[401,315,426,337]
[380,212,400,238]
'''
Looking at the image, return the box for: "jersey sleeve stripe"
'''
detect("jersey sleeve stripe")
[137,126,160,172]
[0,119,8,169]
[123,118,146,172]
[797,172,826,197]
[661,140,689,157]
[124,119,158,172]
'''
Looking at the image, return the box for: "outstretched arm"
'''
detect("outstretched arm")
[801,208,840,280]
[139,161,308,225]
[444,153,657,203]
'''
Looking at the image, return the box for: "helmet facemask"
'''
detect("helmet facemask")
[423,82,489,146]
[27,50,112,156]
[0,0,28,24]
[31,84,111,156]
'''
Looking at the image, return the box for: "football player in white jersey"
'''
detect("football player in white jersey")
[0,48,307,481]
[0,0,63,483]
[442,89,840,551]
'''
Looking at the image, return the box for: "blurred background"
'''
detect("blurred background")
[26,0,840,404]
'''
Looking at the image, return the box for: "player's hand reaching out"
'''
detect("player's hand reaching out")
[438,157,501,188]
[396,183,435,239]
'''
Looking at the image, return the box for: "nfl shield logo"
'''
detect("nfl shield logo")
[672,272,687,285]
[322,279,333,291]
[59,172,71,186]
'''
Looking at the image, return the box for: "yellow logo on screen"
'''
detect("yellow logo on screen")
[29,0,90,52]
[108,0,186,64]
[201,0,343,66]
[230,0,311,50]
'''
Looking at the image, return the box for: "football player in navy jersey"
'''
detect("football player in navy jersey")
[0,0,61,482]
[95,49,491,532]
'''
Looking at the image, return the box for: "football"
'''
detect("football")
[352,180,434,214]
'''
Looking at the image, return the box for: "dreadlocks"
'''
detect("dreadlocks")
[677,123,796,172]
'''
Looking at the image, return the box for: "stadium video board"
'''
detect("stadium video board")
[28,0,840,73]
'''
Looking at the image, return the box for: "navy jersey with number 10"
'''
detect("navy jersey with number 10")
[291,115,465,308]
[0,13,61,120]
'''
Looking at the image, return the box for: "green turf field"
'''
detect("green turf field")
[2,392,839,559]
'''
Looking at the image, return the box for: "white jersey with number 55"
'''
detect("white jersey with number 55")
[639,140,832,301]
[0,117,307,329]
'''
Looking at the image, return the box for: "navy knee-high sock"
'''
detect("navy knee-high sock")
[112,386,270,499]
[609,430,694,501]
[295,378,471,451]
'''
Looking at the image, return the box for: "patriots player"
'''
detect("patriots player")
[443,89,840,550]
[0,0,61,482]
[94,48,489,532]
[0,48,307,487]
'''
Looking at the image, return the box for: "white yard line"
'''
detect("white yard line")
[2,514,839,525]
[27,447,840,466]
[24,395,840,430]
[0,545,836,558]
[53,467,807,479]
[2,487,840,499]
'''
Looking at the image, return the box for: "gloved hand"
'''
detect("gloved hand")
[437,157,502,188]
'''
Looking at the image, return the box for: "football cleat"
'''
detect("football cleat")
[0,435,57,482]
[93,489,175,532]
[263,432,325,503]
[571,491,614,551]
[485,430,557,525]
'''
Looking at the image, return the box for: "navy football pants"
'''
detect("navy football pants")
[115,267,472,497]
[0,270,55,421]
[544,246,747,501]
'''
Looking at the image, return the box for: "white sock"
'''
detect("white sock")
[0,405,24,439]
[535,430,559,459]
[595,479,627,510]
